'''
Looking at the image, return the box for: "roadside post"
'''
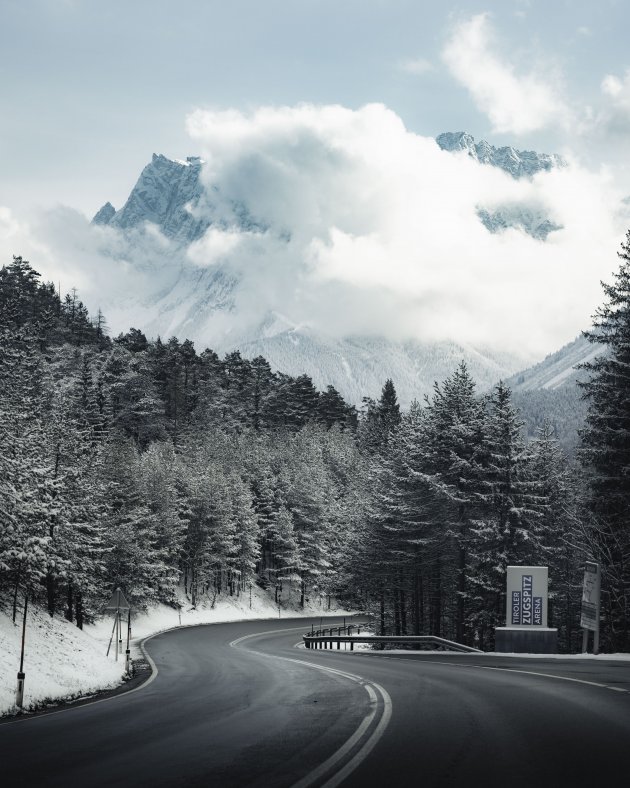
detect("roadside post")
[15,593,28,709]
[105,588,131,670]
[580,561,601,655]
[125,608,132,674]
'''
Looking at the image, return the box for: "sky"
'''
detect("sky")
[2,0,630,357]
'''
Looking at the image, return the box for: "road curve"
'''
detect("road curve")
[1,618,629,788]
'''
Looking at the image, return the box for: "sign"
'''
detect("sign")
[505,566,548,628]
[580,562,600,632]
[105,587,130,612]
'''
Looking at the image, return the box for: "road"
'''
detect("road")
[1,617,629,787]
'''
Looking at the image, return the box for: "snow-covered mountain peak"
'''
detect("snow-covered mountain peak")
[92,153,208,244]
[436,131,564,179]
[86,134,559,404]
[92,201,116,225]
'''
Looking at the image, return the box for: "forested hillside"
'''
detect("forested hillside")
[1,252,628,653]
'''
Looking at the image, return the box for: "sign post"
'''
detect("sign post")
[105,588,131,671]
[580,561,601,655]
[495,566,557,653]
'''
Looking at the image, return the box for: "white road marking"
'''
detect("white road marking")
[230,627,393,788]
[351,653,630,695]
[229,625,309,648]
[476,664,630,694]
[2,618,330,725]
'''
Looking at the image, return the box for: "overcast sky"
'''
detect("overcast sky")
[2,0,630,357]
[2,0,629,214]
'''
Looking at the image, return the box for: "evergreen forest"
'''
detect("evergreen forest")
[2,237,630,653]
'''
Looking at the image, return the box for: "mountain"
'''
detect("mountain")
[505,334,601,454]
[436,132,564,178]
[506,334,599,392]
[89,133,568,406]
[236,322,527,407]
[437,132,563,240]
[101,154,208,244]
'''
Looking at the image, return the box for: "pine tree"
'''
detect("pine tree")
[579,230,630,650]
[420,363,486,644]
[527,421,582,651]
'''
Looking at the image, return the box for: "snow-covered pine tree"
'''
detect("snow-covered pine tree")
[471,382,538,647]
[579,230,630,650]
[418,363,486,643]
[526,421,582,651]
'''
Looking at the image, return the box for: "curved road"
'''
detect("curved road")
[1,617,629,787]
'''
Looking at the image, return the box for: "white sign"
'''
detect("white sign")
[506,566,548,628]
[580,562,600,632]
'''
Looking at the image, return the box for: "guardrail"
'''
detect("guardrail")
[303,633,482,653]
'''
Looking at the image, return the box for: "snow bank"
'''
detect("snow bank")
[1,583,353,717]
[87,582,354,658]
[0,606,125,717]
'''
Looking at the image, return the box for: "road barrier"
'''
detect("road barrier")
[303,629,482,653]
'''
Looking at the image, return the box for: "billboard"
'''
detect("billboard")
[506,566,548,628]
[580,562,600,632]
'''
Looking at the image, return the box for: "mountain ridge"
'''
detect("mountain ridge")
[88,133,568,406]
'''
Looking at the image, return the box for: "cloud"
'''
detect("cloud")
[442,13,571,135]
[184,103,624,355]
[398,57,434,76]
[2,103,627,359]
[598,70,630,133]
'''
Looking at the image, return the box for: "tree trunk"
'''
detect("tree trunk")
[394,591,401,636]
[380,591,386,636]
[399,588,407,635]
[76,592,84,630]
[46,571,56,617]
[66,582,73,622]
[456,542,466,644]
[431,558,441,637]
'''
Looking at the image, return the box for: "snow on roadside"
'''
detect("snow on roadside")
[1,583,354,717]
[0,606,125,717]
[86,583,355,659]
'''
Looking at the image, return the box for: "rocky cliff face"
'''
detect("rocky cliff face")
[436,131,563,178]
[95,154,209,244]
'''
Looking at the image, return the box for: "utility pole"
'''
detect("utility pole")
[16,593,28,709]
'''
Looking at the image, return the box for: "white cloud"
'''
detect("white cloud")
[183,103,623,355]
[602,74,624,97]
[442,13,571,135]
[398,57,434,75]
[2,103,627,358]
[187,227,243,266]
[597,70,630,134]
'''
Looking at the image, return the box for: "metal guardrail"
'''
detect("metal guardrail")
[303,632,482,653]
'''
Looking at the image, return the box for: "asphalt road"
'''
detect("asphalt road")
[1,618,629,788]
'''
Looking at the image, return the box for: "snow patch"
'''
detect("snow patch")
[0,606,125,717]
